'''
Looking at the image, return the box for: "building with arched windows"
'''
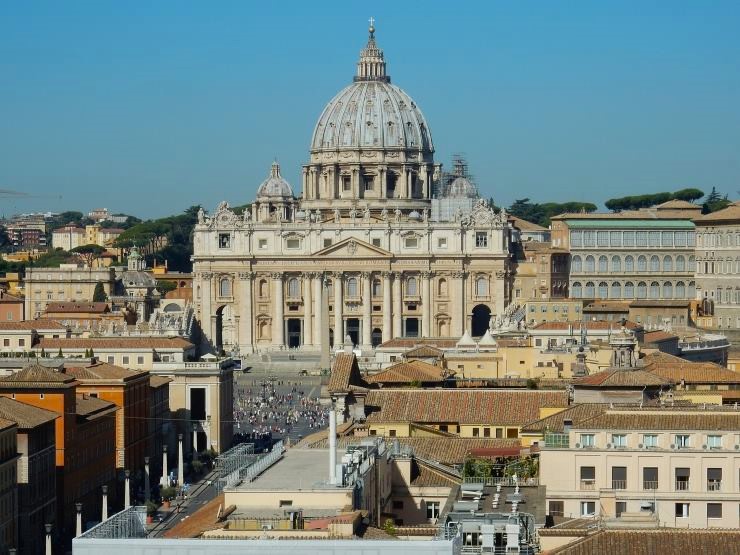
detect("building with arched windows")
[192,23,512,354]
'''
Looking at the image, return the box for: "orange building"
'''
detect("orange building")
[64,362,151,471]
[0,364,117,536]
[0,290,24,322]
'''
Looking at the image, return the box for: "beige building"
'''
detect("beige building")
[24,264,115,318]
[540,406,740,529]
[51,224,85,251]
[694,202,740,330]
[551,202,698,303]
[512,241,570,302]
[192,23,512,354]
[0,319,70,355]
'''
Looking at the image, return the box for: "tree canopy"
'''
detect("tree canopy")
[604,188,706,212]
[508,199,597,227]
[70,244,106,267]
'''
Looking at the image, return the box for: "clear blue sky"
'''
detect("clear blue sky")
[2,1,739,219]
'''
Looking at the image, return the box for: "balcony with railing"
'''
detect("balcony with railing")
[707,480,722,492]
[544,432,570,448]
[643,481,659,490]
[611,480,626,490]
[580,479,596,491]
[674,480,690,491]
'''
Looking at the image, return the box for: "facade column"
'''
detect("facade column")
[304,272,313,347]
[452,271,466,337]
[382,272,392,342]
[161,445,168,487]
[124,470,131,508]
[101,485,108,521]
[200,272,213,346]
[379,167,387,199]
[75,503,83,537]
[393,272,403,339]
[271,273,284,347]
[177,434,184,486]
[334,272,344,347]
[495,269,507,317]
[361,272,372,347]
[314,275,324,350]
[421,271,432,337]
[45,524,52,555]
[238,272,254,354]
[144,457,150,502]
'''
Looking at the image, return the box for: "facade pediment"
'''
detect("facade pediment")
[312,237,392,258]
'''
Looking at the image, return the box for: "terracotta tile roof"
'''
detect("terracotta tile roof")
[0,319,68,331]
[36,337,194,350]
[0,417,16,431]
[75,395,118,418]
[572,369,671,388]
[655,199,700,210]
[573,409,740,431]
[378,338,459,349]
[0,292,22,302]
[629,299,691,308]
[149,375,172,388]
[328,353,368,393]
[531,320,641,331]
[404,345,444,359]
[550,528,740,554]
[0,396,58,428]
[44,302,110,314]
[643,330,678,343]
[366,360,448,384]
[521,404,607,433]
[641,354,740,384]
[693,201,740,223]
[364,389,568,426]
[509,215,547,231]
[0,364,77,389]
[410,460,460,487]
[64,362,148,382]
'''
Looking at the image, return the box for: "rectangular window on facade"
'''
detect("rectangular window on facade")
[475,232,488,247]
[580,433,595,447]
[405,237,418,248]
[18,339,25,347]
[674,231,687,246]
[570,231,582,247]
[675,434,690,448]
[707,503,722,519]
[583,231,596,247]
[122,356,129,365]
[623,231,635,246]
[707,468,722,491]
[643,467,658,489]
[107,356,114,363]
[2,339,8,347]
[643,434,658,447]
[675,503,689,518]
[616,502,627,517]
[286,238,300,249]
[661,231,673,246]
[137,356,144,365]
[707,435,722,449]
[649,231,660,247]
[548,501,564,517]
[597,231,609,246]
[636,231,648,246]
[323,238,332,248]
[580,466,595,489]
[426,501,440,520]
[218,233,231,248]
[609,231,622,246]
[372,238,381,247]
[611,434,627,448]
[437,237,447,248]
[472,428,480,437]
[258,239,268,249]
[580,501,596,516]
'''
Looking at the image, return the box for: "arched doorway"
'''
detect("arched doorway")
[346,318,360,346]
[371,328,382,347]
[287,319,302,349]
[471,304,491,337]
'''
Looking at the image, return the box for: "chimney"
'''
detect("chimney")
[329,409,337,485]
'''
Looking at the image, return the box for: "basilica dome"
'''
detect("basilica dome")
[447,176,478,199]
[310,23,433,153]
[256,161,293,198]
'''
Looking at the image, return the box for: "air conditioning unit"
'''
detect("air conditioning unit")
[605,443,612,449]
[734,445,740,450]
[637,444,643,449]
[702,444,708,450]
[575,443,581,448]
[670,444,676,450]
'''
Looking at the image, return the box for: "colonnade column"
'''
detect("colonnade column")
[334,272,344,347]
[271,273,284,347]
[382,272,392,342]
[421,271,432,337]
[452,271,466,337]
[238,272,253,353]
[304,272,313,346]
[361,272,372,347]
[392,272,403,339]
[314,275,324,349]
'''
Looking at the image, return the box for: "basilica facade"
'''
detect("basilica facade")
[192,23,512,353]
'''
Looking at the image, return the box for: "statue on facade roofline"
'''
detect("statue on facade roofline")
[197,207,205,223]
[334,208,341,223]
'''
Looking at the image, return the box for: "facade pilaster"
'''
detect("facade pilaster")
[421,271,432,337]
[237,272,254,353]
[334,272,344,346]
[303,272,313,346]
[200,272,213,346]
[382,272,393,342]
[392,272,403,339]
[361,272,372,347]
[452,271,466,336]
[271,272,284,347]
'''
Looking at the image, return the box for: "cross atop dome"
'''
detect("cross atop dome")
[356,18,388,83]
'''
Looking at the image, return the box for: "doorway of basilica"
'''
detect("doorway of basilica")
[471,304,491,337]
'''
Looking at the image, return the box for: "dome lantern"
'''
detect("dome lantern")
[356,17,388,83]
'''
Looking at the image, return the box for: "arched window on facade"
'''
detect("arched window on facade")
[219,277,232,297]
[688,256,696,272]
[676,255,685,272]
[259,279,268,298]
[347,277,358,297]
[438,278,448,296]
[598,282,608,298]
[689,281,696,298]
[625,256,634,272]
[637,256,647,272]
[611,256,621,272]
[624,281,634,298]
[675,281,686,298]
[650,256,660,272]
[585,256,595,273]
[407,276,418,296]
[663,282,673,299]
[476,276,488,296]
[611,282,622,298]
[372,279,381,297]
[571,255,582,273]
[663,256,673,272]
[598,256,608,273]
[288,277,300,298]
[637,281,647,299]
[572,282,582,298]
[649,281,660,299]
[584,282,595,298]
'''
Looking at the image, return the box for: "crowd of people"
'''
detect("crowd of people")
[232,378,329,445]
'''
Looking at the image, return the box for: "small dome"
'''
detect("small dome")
[257,161,293,198]
[408,210,421,220]
[447,176,478,199]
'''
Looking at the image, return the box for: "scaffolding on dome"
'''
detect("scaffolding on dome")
[435,153,479,198]
[76,505,147,539]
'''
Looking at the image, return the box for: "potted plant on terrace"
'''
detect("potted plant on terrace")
[160,486,177,509]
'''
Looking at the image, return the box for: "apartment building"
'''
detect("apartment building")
[540,407,740,529]
[24,265,115,318]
